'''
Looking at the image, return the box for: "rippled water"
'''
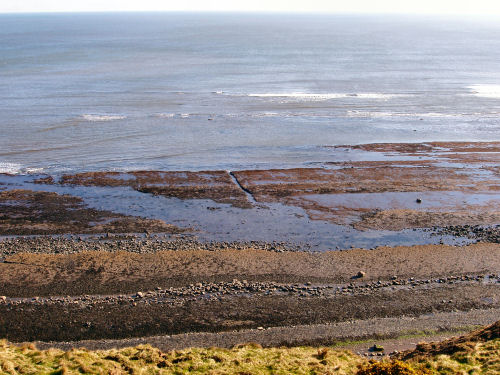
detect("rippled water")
[2,12,500,173]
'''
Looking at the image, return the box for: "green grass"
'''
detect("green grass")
[327,326,482,349]
[0,339,498,375]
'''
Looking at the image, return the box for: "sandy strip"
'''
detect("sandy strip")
[1,242,499,297]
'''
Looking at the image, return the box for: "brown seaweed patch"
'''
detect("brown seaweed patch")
[0,189,184,235]
[33,175,54,184]
[354,207,500,231]
[52,171,252,208]
[324,160,437,168]
[136,185,252,208]
[335,141,500,155]
[231,160,500,228]
[282,195,373,225]
[336,142,437,154]
[233,166,479,200]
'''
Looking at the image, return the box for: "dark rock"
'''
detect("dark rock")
[370,344,384,352]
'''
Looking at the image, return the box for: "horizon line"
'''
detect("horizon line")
[0,9,499,18]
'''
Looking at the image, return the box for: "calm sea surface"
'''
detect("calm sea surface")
[2,12,500,174]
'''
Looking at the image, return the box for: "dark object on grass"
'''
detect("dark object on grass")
[370,344,384,352]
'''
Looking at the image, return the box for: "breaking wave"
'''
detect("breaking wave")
[468,84,500,99]
[154,113,192,119]
[214,92,407,101]
[346,111,485,119]
[80,114,127,122]
[0,162,43,175]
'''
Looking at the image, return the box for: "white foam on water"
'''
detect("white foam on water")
[250,112,281,117]
[245,92,402,100]
[24,167,45,174]
[0,162,23,174]
[346,110,484,119]
[468,84,500,99]
[153,113,192,119]
[0,162,43,175]
[80,114,127,122]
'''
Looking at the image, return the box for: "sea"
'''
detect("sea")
[2,12,500,174]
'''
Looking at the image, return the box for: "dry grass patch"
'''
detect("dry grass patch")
[413,339,500,375]
[0,341,362,375]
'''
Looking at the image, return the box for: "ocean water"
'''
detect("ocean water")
[2,12,500,174]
